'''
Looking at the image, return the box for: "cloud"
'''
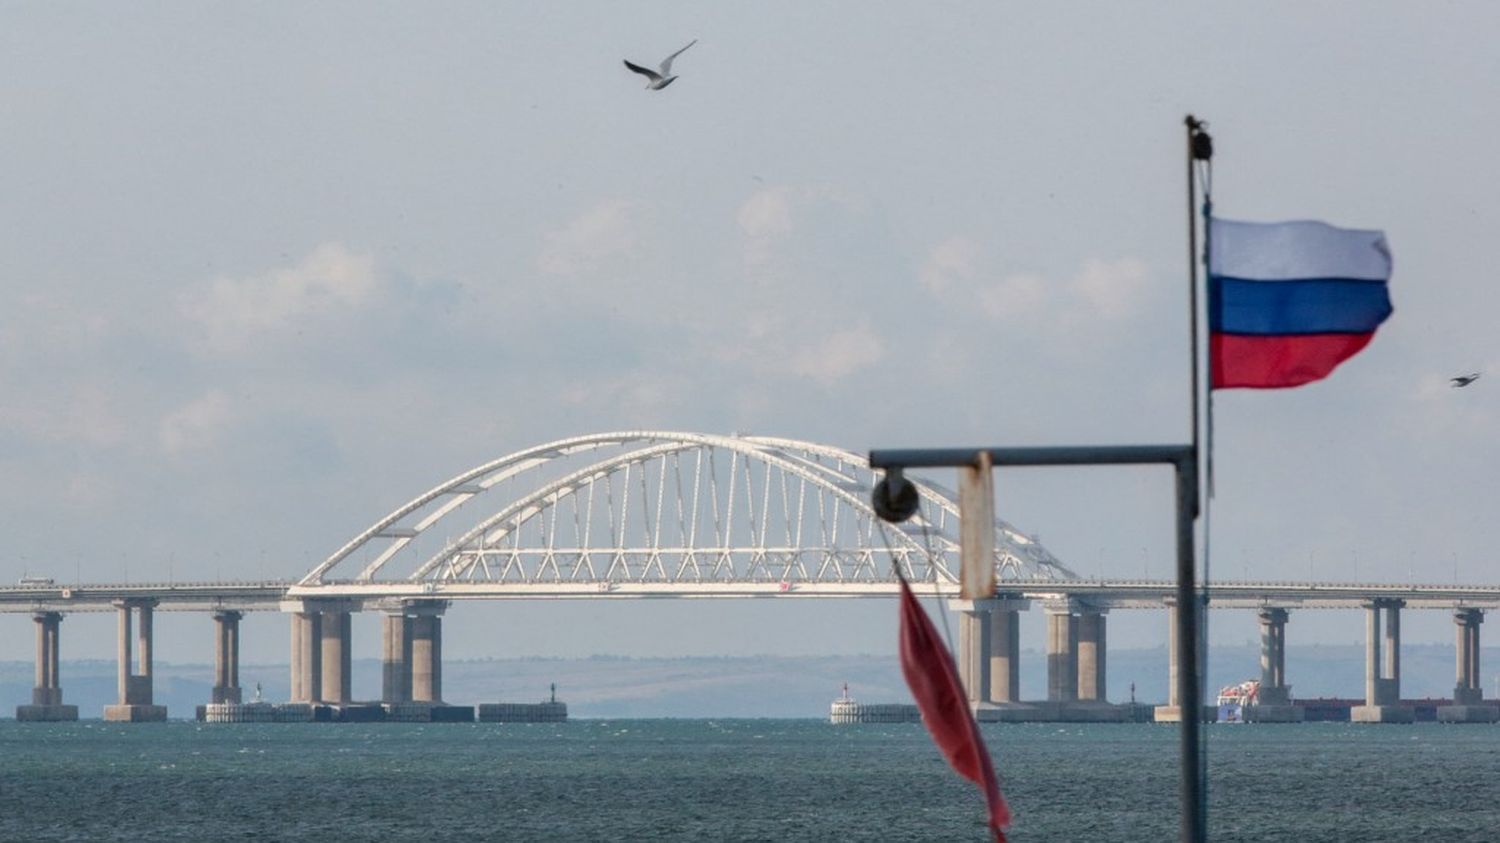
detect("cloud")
[178,243,377,353]
[716,186,898,385]
[537,199,645,275]
[0,382,128,449]
[735,184,866,272]
[736,187,794,240]
[159,390,234,457]
[1071,257,1149,320]
[976,272,1049,321]
[558,370,693,423]
[920,237,1152,330]
[919,235,982,295]
[61,471,116,507]
[789,323,885,384]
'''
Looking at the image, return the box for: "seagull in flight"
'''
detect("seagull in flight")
[1450,372,1481,388]
[623,39,697,90]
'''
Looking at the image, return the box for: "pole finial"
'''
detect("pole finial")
[1186,115,1214,161]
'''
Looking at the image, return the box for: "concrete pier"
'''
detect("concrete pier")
[479,683,566,723]
[1438,609,1498,723]
[954,595,1114,723]
[16,611,78,721]
[289,610,323,704]
[955,601,991,705]
[202,703,312,723]
[1045,607,1078,703]
[411,613,442,703]
[954,597,1041,721]
[379,600,468,721]
[478,701,568,723]
[283,599,356,706]
[1351,599,1414,723]
[1154,602,1181,722]
[211,610,242,704]
[966,600,1129,723]
[104,599,167,721]
[1044,604,1130,721]
[1154,602,1211,723]
[953,597,1042,722]
[987,597,1026,705]
[1076,609,1106,702]
[382,610,412,704]
[319,608,352,704]
[275,598,468,721]
[1247,607,1303,722]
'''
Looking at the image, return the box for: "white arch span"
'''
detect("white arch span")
[300,431,1077,591]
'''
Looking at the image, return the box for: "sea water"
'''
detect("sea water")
[2,720,1497,841]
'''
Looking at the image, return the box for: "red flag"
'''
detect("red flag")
[898,574,1010,842]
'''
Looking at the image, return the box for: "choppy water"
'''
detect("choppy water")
[2,720,1498,841]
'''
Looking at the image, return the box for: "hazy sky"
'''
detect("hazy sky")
[2,3,1496,666]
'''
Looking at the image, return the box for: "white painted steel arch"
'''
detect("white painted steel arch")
[301,432,1077,589]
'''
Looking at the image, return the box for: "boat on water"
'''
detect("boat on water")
[1216,680,1260,722]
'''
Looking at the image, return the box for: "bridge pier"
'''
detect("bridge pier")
[1154,602,1209,722]
[382,610,412,703]
[1076,609,1107,702]
[1439,609,1498,723]
[410,612,443,703]
[105,599,167,721]
[212,611,243,704]
[1020,600,1128,721]
[319,607,353,704]
[1045,606,1077,703]
[953,601,991,706]
[987,597,1027,705]
[289,609,323,704]
[1246,607,1302,722]
[380,600,468,721]
[285,599,366,712]
[16,611,77,721]
[954,597,1036,721]
[380,601,448,704]
[283,600,355,705]
[1352,599,1414,723]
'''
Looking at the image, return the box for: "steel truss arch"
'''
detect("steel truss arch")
[304,431,1077,589]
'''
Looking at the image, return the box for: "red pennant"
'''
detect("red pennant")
[898,575,1010,842]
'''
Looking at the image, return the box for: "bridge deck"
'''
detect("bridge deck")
[2,580,1497,612]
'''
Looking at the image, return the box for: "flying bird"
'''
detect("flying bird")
[1450,372,1481,387]
[623,39,697,90]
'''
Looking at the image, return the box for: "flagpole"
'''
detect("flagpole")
[1195,136,1217,831]
[1181,114,1213,843]
[1186,116,1203,488]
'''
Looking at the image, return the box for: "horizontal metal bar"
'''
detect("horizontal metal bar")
[868,444,1194,470]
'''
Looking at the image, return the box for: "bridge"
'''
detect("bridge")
[4,431,1497,724]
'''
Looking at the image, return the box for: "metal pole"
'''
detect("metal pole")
[1175,455,1205,843]
[869,444,1193,470]
[1182,114,1212,843]
[867,443,1204,839]
[1186,116,1202,478]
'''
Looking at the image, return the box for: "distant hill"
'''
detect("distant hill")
[1,644,1492,718]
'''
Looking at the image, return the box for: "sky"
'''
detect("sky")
[1,2,1497,669]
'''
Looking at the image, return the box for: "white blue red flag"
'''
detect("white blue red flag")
[1208,218,1393,389]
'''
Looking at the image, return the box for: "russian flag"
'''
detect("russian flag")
[1209,218,1393,389]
